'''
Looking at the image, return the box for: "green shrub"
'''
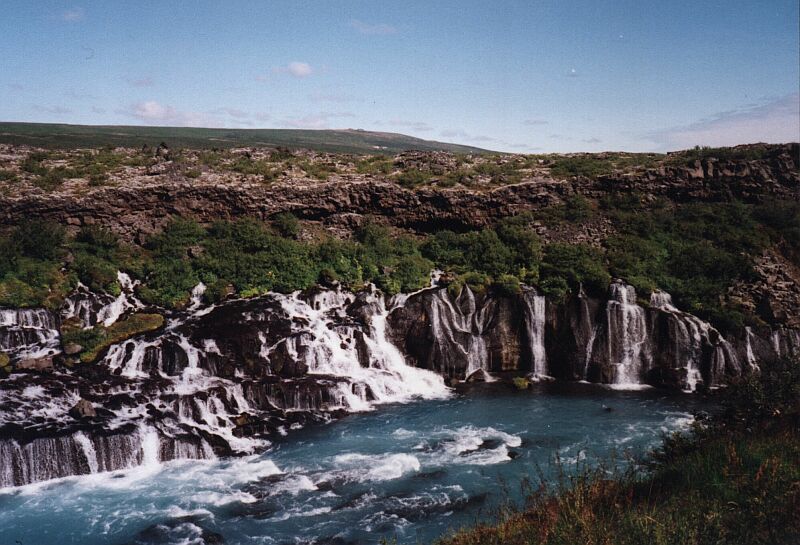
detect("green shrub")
[607,202,768,330]
[272,212,300,239]
[17,220,65,260]
[540,243,610,296]
[0,169,18,182]
[550,156,613,179]
[395,169,430,189]
[34,168,67,190]
[494,274,522,296]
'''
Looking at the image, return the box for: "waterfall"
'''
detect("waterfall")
[62,272,143,328]
[425,286,494,381]
[522,288,548,378]
[0,308,60,359]
[269,288,449,406]
[605,283,650,385]
[188,282,207,312]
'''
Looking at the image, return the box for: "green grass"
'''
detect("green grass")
[0,122,490,154]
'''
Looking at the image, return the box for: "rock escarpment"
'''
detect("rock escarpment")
[1,279,797,487]
[0,144,796,242]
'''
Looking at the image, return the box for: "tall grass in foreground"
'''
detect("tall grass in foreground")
[436,358,800,545]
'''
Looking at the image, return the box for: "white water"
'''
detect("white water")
[522,288,548,378]
[427,286,494,381]
[270,287,449,408]
[606,283,649,385]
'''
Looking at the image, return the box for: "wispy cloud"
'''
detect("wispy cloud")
[646,93,800,151]
[582,137,602,144]
[126,77,154,88]
[389,119,434,132]
[350,19,397,35]
[62,7,84,22]
[523,119,548,126]
[119,100,213,127]
[274,61,313,78]
[210,107,249,119]
[32,104,72,115]
[281,111,355,129]
[439,128,533,151]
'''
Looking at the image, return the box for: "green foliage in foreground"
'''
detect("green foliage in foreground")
[436,358,800,545]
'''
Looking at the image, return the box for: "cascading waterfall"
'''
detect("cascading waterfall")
[62,272,143,329]
[0,275,772,489]
[268,287,448,408]
[0,308,60,359]
[605,283,650,385]
[426,287,493,381]
[522,288,548,378]
[649,290,742,390]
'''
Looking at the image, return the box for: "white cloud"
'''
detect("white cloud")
[121,101,213,127]
[274,62,313,78]
[647,93,800,151]
[62,7,84,22]
[350,19,397,35]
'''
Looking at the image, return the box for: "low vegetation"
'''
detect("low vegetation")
[0,192,793,334]
[62,313,165,363]
[436,356,800,545]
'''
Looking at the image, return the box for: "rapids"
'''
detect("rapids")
[0,382,705,545]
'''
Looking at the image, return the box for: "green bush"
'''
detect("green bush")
[17,220,65,260]
[272,212,300,239]
[540,243,610,296]
[0,169,18,182]
[607,202,767,330]
[493,274,522,296]
[395,169,430,189]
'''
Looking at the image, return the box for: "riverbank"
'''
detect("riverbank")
[436,358,800,545]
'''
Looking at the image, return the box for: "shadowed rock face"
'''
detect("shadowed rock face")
[0,280,797,487]
[387,282,787,390]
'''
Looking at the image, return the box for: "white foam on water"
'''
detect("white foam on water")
[189,490,258,506]
[270,475,317,496]
[332,452,421,482]
[267,505,332,522]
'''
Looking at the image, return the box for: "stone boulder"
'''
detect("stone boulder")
[69,399,97,419]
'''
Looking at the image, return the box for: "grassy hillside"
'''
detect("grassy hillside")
[0,122,490,154]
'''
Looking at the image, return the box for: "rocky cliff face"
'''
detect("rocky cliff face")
[0,144,796,242]
[2,279,797,487]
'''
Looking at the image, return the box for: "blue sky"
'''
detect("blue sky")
[1,1,798,152]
